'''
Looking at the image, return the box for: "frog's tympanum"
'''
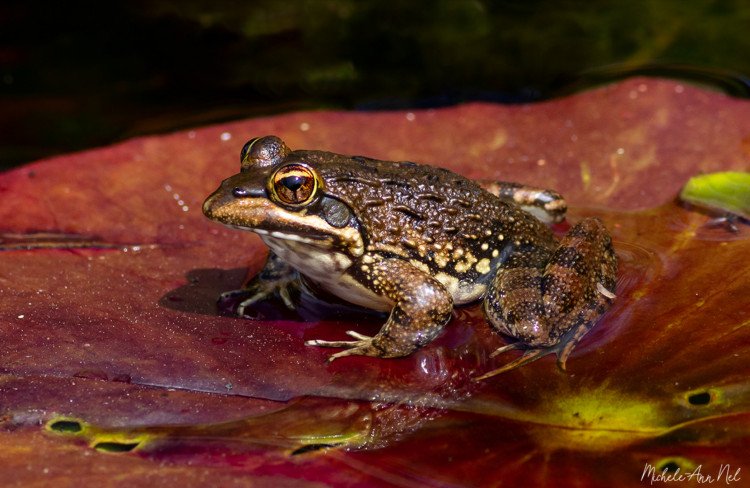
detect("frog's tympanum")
[203,136,617,378]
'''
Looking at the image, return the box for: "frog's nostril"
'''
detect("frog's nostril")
[232,187,266,198]
[232,187,249,197]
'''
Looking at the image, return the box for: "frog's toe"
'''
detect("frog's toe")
[555,339,579,372]
[488,342,522,358]
[305,331,372,348]
[278,286,295,309]
[219,288,254,303]
[226,281,299,316]
[342,330,371,341]
[235,293,270,316]
[325,345,371,362]
[305,331,381,362]
[474,348,551,381]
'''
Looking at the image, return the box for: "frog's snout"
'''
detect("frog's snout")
[203,184,231,219]
[202,194,215,219]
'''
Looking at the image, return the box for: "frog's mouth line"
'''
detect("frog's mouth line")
[239,227,333,245]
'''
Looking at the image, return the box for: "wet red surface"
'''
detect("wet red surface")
[1,79,749,487]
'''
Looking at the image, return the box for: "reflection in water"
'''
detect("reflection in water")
[669,202,749,242]
[613,240,662,295]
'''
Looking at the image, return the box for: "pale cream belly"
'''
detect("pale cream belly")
[261,235,393,311]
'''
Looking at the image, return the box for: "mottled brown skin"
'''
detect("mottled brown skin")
[203,136,618,377]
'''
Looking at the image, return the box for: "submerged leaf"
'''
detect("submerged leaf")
[1,79,750,486]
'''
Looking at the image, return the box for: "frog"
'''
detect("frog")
[202,136,618,378]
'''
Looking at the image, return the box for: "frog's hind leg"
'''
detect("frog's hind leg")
[541,218,618,365]
[480,217,617,378]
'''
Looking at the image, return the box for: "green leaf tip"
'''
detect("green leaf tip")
[680,171,750,219]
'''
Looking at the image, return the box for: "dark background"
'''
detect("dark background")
[2,0,749,170]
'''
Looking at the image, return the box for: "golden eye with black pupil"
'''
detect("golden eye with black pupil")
[271,164,317,205]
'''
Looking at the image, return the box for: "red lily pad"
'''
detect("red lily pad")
[1,78,749,486]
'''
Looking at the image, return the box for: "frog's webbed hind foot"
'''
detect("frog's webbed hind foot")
[474,345,549,381]
[305,331,383,362]
[474,342,570,381]
[475,303,609,381]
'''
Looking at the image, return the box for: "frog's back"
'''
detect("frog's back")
[299,150,555,303]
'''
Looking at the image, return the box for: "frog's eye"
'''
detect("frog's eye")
[240,137,262,163]
[240,136,291,171]
[271,164,318,205]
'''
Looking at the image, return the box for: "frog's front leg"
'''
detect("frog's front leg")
[478,217,617,379]
[478,180,567,224]
[305,257,453,361]
[219,251,299,316]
